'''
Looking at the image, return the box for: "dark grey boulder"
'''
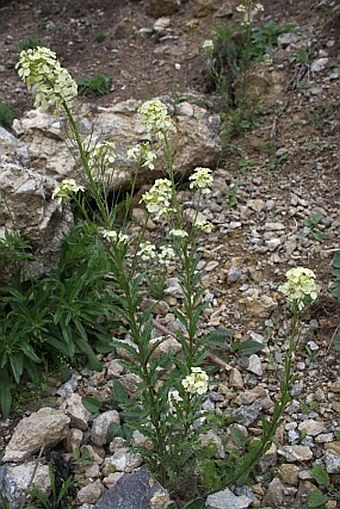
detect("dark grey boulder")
[94,467,169,509]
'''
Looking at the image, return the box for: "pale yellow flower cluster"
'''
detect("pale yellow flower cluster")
[167,389,183,415]
[101,230,129,244]
[137,241,157,261]
[279,267,318,310]
[137,242,175,267]
[127,143,157,171]
[88,142,116,175]
[52,178,85,202]
[158,246,176,266]
[181,367,209,396]
[141,178,173,218]
[194,218,213,233]
[202,39,214,56]
[139,100,176,138]
[169,229,189,239]
[236,2,264,25]
[189,167,213,195]
[16,47,78,111]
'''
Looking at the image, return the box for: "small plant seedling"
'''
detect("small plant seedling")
[307,107,334,128]
[303,213,325,243]
[307,464,340,508]
[78,74,111,97]
[267,151,288,171]
[95,33,107,43]
[0,101,14,129]
[19,37,43,50]
[238,158,257,173]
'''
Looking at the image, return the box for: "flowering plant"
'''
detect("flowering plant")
[127,142,157,171]
[16,47,77,111]
[279,267,318,310]
[182,367,209,396]
[139,99,176,138]
[51,178,85,202]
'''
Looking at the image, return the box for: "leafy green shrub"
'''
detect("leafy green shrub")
[0,222,115,418]
[203,2,293,140]
[19,37,43,51]
[78,74,111,97]
[251,21,294,58]
[0,101,14,129]
[209,20,293,101]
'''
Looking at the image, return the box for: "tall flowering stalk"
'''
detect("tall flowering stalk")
[17,47,215,488]
[228,267,318,484]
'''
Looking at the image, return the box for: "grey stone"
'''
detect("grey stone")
[65,428,84,452]
[227,266,242,283]
[277,32,300,47]
[278,445,313,463]
[247,354,263,376]
[200,431,225,459]
[164,277,183,298]
[0,126,30,167]
[229,368,244,389]
[93,467,169,509]
[298,419,326,437]
[247,199,266,213]
[56,374,79,398]
[205,487,252,509]
[0,163,73,283]
[235,387,273,411]
[263,477,285,507]
[77,480,104,504]
[0,462,50,506]
[103,449,143,473]
[315,433,334,443]
[3,408,70,462]
[233,399,262,426]
[12,100,221,191]
[91,410,121,446]
[324,451,340,474]
[311,57,329,73]
[62,393,91,431]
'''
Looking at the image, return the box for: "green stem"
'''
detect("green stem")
[230,303,299,484]
[112,249,168,484]
[62,101,111,227]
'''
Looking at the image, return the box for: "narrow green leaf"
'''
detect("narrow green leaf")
[165,503,177,509]
[0,376,12,418]
[183,498,205,509]
[10,353,23,384]
[21,343,41,363]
